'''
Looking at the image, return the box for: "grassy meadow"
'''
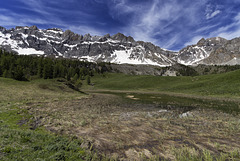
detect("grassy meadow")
[0,78,105,160]
[0,69,240,160]
[85,69,240,97]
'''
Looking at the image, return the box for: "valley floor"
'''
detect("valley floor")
[0,75,240,160]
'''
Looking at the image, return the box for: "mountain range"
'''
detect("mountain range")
[0,25,240,66]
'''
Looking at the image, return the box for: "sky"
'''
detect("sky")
[0,0,240,51]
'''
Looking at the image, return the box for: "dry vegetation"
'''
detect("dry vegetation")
[21,92,240,160]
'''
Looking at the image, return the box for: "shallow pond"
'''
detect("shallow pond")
[94,91,240,114]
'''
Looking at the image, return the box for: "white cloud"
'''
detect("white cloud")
[197,13,240,39]
[0,0,104,36]
[161,34,181,50]
[113,0,208,49]
[205,3,222,20]
[186,12,240,46]
[0,9,49,27]
[108,0,135,20]
[184,36,204,46]
[207,13,240,40]
[110,0,183,47]
[18,0,51,16]
[206,10,221,19]
[66,25,104,36]
[195,24,220,33]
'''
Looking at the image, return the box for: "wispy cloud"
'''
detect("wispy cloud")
[0,0,106,36]
[213,13,240,39]
[1,0,240,51]
[206,10,221,19]
[67,25,104,36]
[205,4,222,19]
[0,8,49,27]
[185,12,240,46]
[184,36,205,47]
[108,0,209,49]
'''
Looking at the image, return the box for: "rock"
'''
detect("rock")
[104,33,110,38]
[111,33,134,43]
[177,37,230,65]
[29,25,38,30]
[179,111,193,118]
[83,33,92,41]
[197,38,206,46]
[0,26,6,31]
[62,30,75,39]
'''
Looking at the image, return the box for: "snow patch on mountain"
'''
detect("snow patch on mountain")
[0,32,44,55]
[16,48,45,55]
[109,50,161,66]
[177,46,211,65]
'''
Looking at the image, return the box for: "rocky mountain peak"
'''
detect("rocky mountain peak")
[104,33,110,38]
[196,37,227,47]
[197,38,206,46]
[63,30,75,38]
[62,29,83,42]
[29,25,38,30]
[0,26,6,32]
[111,33,135,43]
[206,37,227,46]
[176,36,237,65]
[83,33,92,41]
[98,34,110,42]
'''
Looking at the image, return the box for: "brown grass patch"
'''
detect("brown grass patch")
[21,93,240,160]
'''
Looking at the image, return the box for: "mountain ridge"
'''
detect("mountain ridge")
[0,25,240,66]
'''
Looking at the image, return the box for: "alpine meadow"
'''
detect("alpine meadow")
[1,0,240,160]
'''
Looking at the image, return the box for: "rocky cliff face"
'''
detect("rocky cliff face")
[176,37,240,65]
[202,37,240,65]
[0,26,175,67]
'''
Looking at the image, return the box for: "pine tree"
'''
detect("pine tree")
[13,65,25,81]
[59,65,66,78]
[87,75,91,85]
[73,73,78,83]
[75,78,82,88]
[37,58,43,78]
[43,58,53,79]
[3,70,8,78]
[66,72,71,81]
[53,63,59,78]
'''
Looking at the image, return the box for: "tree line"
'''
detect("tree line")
[0,49,109,85]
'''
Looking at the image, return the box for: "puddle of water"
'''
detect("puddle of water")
[93,91,240,114]
[126,95,140,100]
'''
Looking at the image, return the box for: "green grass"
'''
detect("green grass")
[0,103,100,161]
[88,69,240,97]
[83,70,240,114]
[0,78,105,160]
[172,147,240,161]
[0,77,83,102]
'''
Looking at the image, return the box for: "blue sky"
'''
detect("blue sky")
[1,0,240,51]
